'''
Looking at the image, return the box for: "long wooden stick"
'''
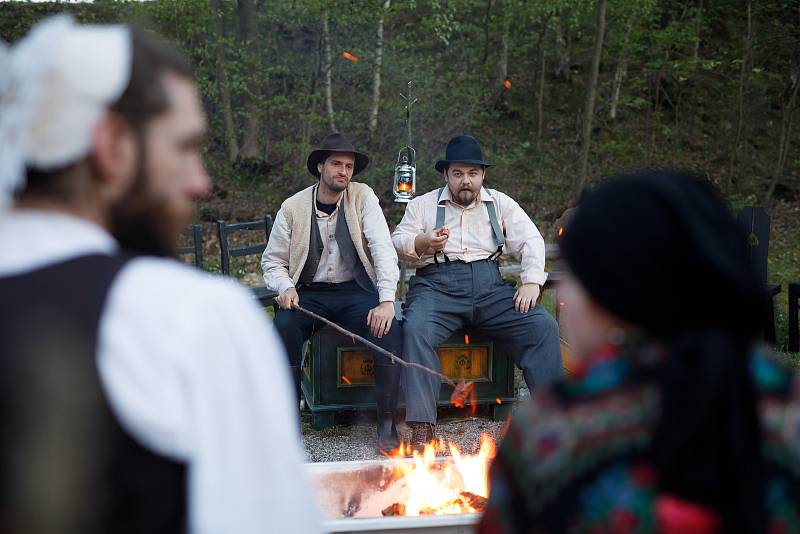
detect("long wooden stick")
[292,304,457,387]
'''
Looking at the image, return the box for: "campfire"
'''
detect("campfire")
[308,434,497,531]
[382,433,495,517]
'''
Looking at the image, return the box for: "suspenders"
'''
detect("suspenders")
[433,187,448,264]
[433,187,505,264]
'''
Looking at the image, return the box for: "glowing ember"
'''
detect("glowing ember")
[385,433,496,516]
[503,79,512,89]
[342,51,359,62]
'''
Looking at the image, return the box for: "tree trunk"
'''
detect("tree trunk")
[299,35,323,173]
[692,0,704,60]
[481,0,493,65]
[609,22,632,120]
[574,0,607,200]
[368,0,391,140]
[727,0,752,192]
[609,57,628,120]
[210,0,238,164]
[766,70,800,202]
[498,5,509,87]
[322,9,337,132]
[651,71,662,158]
[554,12,571,82]
[536,18,549,144]
[237,0,262,160]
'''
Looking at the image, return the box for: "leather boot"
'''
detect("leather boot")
[408,422,436,454]
[373,363,401,454]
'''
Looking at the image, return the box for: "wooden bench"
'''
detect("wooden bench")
[209,215,567,427]
[302,319,517,430]
[216,216,277,307]
[737,206,781,343]
[177,224,203,269]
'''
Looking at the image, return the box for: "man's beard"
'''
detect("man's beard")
[450,186,477,207]
[109,169,180,258]
[322,171,348,193]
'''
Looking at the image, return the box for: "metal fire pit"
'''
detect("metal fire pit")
[306,459,481,534]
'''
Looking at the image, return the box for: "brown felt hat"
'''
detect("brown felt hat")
[306,133,370,178]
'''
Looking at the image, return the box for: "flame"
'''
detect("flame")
[464,334,470,345]
[469,384,478,417]
[387,433,496,516]
[396,181,413,192]
[495,397,502,404]
[450,380,474,409]
[558,226,564,237]
[341,375,352,385]
[342,51,359,62]
[503,79,512,89]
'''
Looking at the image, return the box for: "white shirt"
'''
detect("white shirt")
[392,186,548,286]
[0,209,321,534]
[262,186,399,302]
[312,199,354,285]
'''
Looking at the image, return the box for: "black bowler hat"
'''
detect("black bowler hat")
[434,134,494,174]
[306,133,370,178]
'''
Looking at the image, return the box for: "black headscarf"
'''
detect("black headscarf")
[560,170,766,533]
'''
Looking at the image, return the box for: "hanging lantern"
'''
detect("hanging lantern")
[393,146,416,203]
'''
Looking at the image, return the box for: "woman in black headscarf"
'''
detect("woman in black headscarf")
[478,170,800,534]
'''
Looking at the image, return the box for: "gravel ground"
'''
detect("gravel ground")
[302,369,526,462]
[301,409,508,463]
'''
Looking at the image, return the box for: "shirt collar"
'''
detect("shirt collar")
[313,184,343,217]
[0,208,118,276]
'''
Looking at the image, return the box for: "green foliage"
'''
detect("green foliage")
[2,0,797,352]
[1,0,798,218]
[0,0,800,214]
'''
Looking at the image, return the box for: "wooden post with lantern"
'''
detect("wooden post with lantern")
[394,81,417,298]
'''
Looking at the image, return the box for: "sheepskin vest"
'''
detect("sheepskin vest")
[282,182,377,292]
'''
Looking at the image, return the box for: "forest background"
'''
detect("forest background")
[2,0,798,352]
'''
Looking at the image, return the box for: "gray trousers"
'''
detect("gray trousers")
[402,259,563,423]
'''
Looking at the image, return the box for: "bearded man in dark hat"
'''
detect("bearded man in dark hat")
[262,132,403,453]
[392,134,563,449]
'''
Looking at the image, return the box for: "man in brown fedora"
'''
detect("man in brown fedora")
[262,132,403,453]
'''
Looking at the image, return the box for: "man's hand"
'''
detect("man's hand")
[414,227,449,256]
[367,301,395,338]
[514,283,540,314]
[275,287,299,310]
